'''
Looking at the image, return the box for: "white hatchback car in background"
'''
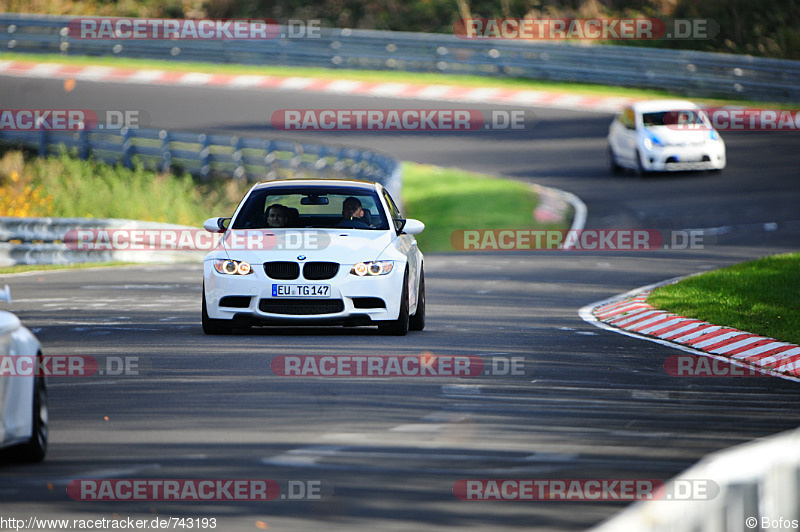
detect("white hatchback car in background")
[202,179,425,336]
[0,286,47,463]
[607,99,726,175]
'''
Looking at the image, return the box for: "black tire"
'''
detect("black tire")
[19,373,47,463]
[409,268,425,332]
[379,270,409,336]
[635,150,647,177]
[607,146,622,174]
[202,284,233,335]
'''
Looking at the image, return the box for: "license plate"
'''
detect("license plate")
[272,284,331,297]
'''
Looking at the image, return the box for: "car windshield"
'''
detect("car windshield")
[642,110,705,128]
[231,187,390,230]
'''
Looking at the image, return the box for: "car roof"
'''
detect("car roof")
[249,179,381,193]
[632,99,699,113]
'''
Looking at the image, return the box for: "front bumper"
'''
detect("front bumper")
[641,144,726,171]
[203,260,404,324]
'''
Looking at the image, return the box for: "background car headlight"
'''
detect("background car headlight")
[643,132,664,150]
[214,259,252,275]
[351,261,393,276]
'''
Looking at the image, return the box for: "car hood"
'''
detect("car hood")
[644,126,716,145]
[219,229,394,265]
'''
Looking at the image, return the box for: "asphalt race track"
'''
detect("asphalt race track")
[1,74,799,531]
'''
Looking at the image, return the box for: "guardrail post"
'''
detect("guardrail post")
[37,124,47,158]
[232,137,245,180]
[352,151,365,179]
[260,139,274,180]
[199,133,210,179]
[121,128,133,169]
[159,130,171,173]
[78,129,89,160]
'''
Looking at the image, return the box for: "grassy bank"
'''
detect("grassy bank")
[402,163,569,251]
[648,253,800,345]
[0,150,248,223]
[0,150,568,255]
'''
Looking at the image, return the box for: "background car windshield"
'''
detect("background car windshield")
[642,110,704,127]
[232,189,389,230]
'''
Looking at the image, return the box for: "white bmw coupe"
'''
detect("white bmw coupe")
[202,179,425,336]
[0,286,47,463]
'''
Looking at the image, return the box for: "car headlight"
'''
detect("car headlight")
[709,129,721,141]
[213,259,252,275]
[350,261,394,276]
[643,132,664,150]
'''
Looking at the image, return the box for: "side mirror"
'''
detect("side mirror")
[203,217,230,233]
[402,219,425,235]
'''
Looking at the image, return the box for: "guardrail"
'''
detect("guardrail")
[0,127,400,193]
[0,216,202,266]
[1,13,799,102]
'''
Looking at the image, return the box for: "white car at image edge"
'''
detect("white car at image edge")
[0,285,47,463]
[607,99,726,174]
[202,179,425,336]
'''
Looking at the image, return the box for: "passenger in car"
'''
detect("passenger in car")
[337,197,371,228]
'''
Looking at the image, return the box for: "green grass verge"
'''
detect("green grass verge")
[402,162,569,252]
[0,149,250,224]
[648,252,800,345]
[1,51,793,108]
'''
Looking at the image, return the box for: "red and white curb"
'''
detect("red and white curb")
[580,278,800,382]
[0,60,633,113]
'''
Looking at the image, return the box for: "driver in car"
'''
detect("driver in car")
[265,204,289,228]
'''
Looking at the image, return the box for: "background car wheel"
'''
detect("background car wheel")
[635,150,647,177]
[19,373,47,463]
[409,268,425,332]
[607,146,622,174]
[202,284,233,335]
[379,270,409,336]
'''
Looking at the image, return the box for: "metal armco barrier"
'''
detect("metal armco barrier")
[1,13,799,102]
[0,217,203,266]
[0,128,401,197]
